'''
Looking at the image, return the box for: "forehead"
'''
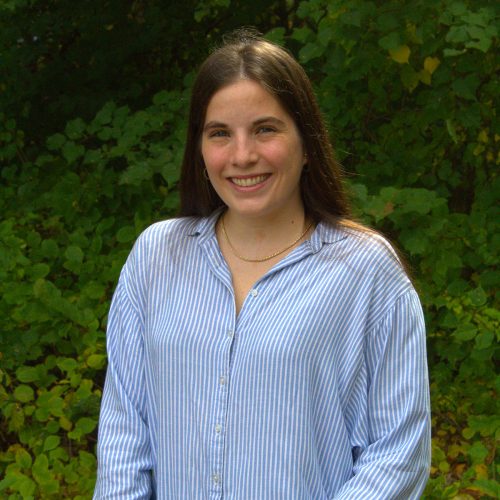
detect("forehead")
[204,79,289,121]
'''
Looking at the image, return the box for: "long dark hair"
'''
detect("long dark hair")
[179,30,350,225]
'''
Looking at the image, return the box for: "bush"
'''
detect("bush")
[1,1,498,498]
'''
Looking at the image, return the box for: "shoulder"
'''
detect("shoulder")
[121,215,204,279]
[316,220,415,318]
[128,215,208,261]
[318,220,405,280]
[135,216,201,247]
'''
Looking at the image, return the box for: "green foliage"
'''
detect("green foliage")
[0,89,188,497]
[1,0,498,497]
[0,0,287,140]
[290,0,499,496]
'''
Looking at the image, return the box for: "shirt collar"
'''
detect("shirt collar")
[308,220,348,253]
[186,209,223,244]
[187,209,348,252]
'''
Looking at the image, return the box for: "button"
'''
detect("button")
[215,424,222,434]
[219,376,226,385]
[250,289,258,297]
[227,329,234,339]
[212,473,220,484]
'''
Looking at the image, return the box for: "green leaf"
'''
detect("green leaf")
[452,75,479,100]
[389,45,410,64]
[454,324,477,342]
[32,453,49,483]
[399,231,428,255]
[94,102,115,125]
[57,357,79,373]
[466,37,493,52]
[79,450,97,469]
[29,263,50,280]
[299,42,324,63]
[62,141,85,164]
[468,441,488,465]
[64,245,84,264]
[16,366,39,383]
[376,13,398,31]
[46,133,66,151]
[83,281,106,300]
[17,473,37,497]
[378,32,401,50]
[475,331,494,349]
[462,427,475,439]
[43,435,60,452]
[468,415,500,437]
[264,27,286,45]
[119,162,153,186]
[69,416,98,439]
[87,354,106,369]
[448,1,467,16]
[443,48,466,57]
[65,118,86,140]
[467,286,487,306]
[152,90,170,105]
[446,25,468,43]
[41,239,59,259]
[400,65,419,92]
[473,479,500,497]
[36,392,65,418]
[15,448,32,469]
[76,416,97,434]
[462,9,494,27]
[116,225,136,243]
[446,119,459,143]
[14,384,35,402]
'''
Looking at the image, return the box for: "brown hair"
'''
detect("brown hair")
[179,29,350,224]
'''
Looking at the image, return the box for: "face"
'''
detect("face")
[201,79,306,222]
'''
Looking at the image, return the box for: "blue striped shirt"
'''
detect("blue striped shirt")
[94,210,431,499]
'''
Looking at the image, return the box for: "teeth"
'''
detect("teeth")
[232,175,268,187]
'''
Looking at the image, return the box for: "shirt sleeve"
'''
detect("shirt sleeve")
[334,290,431,499]
[93,265,154,499]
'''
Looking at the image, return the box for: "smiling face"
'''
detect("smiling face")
[201,79,306,222]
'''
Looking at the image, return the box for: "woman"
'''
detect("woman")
[94,31,431,499]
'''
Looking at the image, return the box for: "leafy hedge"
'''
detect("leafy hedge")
[1,1,498,498]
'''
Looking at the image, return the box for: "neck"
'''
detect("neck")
[223,208,306,241]
[219,208,311,262]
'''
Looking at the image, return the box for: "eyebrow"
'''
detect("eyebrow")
[203,116,286,131]
[254,116,286,127]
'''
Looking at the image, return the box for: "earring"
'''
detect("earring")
[302,153,309,173]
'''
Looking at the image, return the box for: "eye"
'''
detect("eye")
[208,129,229,138]
[257,125,276,134]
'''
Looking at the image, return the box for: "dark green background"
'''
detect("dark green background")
[1,1,498,498]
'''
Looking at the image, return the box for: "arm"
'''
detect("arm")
[93,267,154,499]
[335,290,431,499]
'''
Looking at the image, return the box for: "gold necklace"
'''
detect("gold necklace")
[220,215,314,263]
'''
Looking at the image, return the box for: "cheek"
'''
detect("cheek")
[263,141,302,170]
[201,144,226,172]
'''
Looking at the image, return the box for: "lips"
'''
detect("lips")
[230,174,270,187]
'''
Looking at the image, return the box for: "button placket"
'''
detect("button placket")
[210,322,235,496]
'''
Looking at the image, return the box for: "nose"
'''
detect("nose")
[230,133,258,167]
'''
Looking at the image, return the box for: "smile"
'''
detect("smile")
[231,175,270,187]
